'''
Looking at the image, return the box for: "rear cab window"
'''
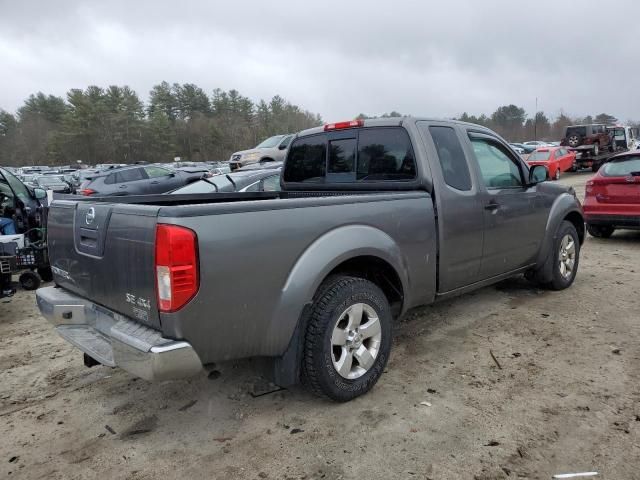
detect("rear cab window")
[283,127,417,185]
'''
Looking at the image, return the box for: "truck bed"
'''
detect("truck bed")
[47,191,437,363]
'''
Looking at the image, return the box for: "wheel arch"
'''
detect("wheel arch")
[533,194,585,283]
[270,225,409,386]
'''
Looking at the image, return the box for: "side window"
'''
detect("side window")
[262,174,281,192]
[104,173,116,185]
[283,134,327,183]
[357,128,416,180]
[279,135,293,149]
[427,126,472,191]
[116,168,145,183]
[243,181,260,192]
[470,137,523,189]
[1,168,32,203]
[144,166,171,178]
[328,138,356,181]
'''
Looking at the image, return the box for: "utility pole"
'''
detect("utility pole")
[534,97,538,141]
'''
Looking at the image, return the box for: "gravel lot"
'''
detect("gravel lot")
[1,171,639,480]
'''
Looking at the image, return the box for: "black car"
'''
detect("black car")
[78,165,206,196]
[169,169,282,194]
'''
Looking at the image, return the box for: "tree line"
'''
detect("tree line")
[0,82,323,166]
[357,105,631,143]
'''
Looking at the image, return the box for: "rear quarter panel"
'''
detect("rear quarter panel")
[158,193,436,363]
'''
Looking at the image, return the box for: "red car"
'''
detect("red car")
[526,147,576,180]
[584,152,640,238]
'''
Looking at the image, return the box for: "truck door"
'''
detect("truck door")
[417,121,485,292]
[466,131,547,278]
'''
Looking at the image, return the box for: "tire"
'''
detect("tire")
[554,168,561,180]
[593,142,600,156]
[303,276,392,402]
[587,224,614,238]
[591,162,600,172]
[37,267,53,282]
[548,221,580,290]
[567,134,582,148]
[19,271,41,291]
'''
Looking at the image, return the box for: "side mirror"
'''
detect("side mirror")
[529,165,548,185]
[33,188,48,200]
[278,143,288,150]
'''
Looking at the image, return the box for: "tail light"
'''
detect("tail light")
[155,224,199,312]
[324,119,364,131]
[79,189,96,196]
[585,180,594,194]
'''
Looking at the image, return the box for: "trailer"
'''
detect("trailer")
[569,147,624,172]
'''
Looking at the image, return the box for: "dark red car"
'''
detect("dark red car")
[584,152,640,237]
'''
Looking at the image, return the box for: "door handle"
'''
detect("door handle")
[484,201,499,211]
[119,185,127,189]
[150,181,159,184]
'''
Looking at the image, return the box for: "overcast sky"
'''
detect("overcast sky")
[1,0,638,122]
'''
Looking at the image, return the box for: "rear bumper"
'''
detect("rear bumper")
[36,286,203,381]
[585,214,640,228]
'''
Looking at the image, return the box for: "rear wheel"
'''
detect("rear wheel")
[19,271,41,291]
[548,221,580,290]
[587,224,614,238]
[303,276,392,402]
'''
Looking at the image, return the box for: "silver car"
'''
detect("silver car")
[229,134,294,170]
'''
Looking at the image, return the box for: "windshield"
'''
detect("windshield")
[256,135,285,149]
[171,175,236,194]
[171,180,219,194]
[528,151,551,161]
[566,126,587,137]
[602,157,640,176]
[38,176,65,184]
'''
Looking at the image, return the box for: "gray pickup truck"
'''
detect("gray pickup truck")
[37,117,584,401]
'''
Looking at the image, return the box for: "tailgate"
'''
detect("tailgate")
[47,200,162,329]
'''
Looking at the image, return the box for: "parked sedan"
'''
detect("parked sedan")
[33,175,73,193]
[169,169,282,194]
[78,165,205,196]
[584,152,640,238]
[526,147,576,180]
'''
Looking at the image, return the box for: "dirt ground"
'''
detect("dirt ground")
[1,171,639,480]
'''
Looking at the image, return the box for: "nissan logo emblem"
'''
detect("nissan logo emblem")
[85,207,96,225]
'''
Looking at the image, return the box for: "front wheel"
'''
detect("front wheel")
[549,221,580,290]
[587,224,614,238]
[593,142,600,156]
[303,276,392,402]
[554,168,561,180]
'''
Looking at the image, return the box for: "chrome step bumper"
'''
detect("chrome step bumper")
[36,286,202,381]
